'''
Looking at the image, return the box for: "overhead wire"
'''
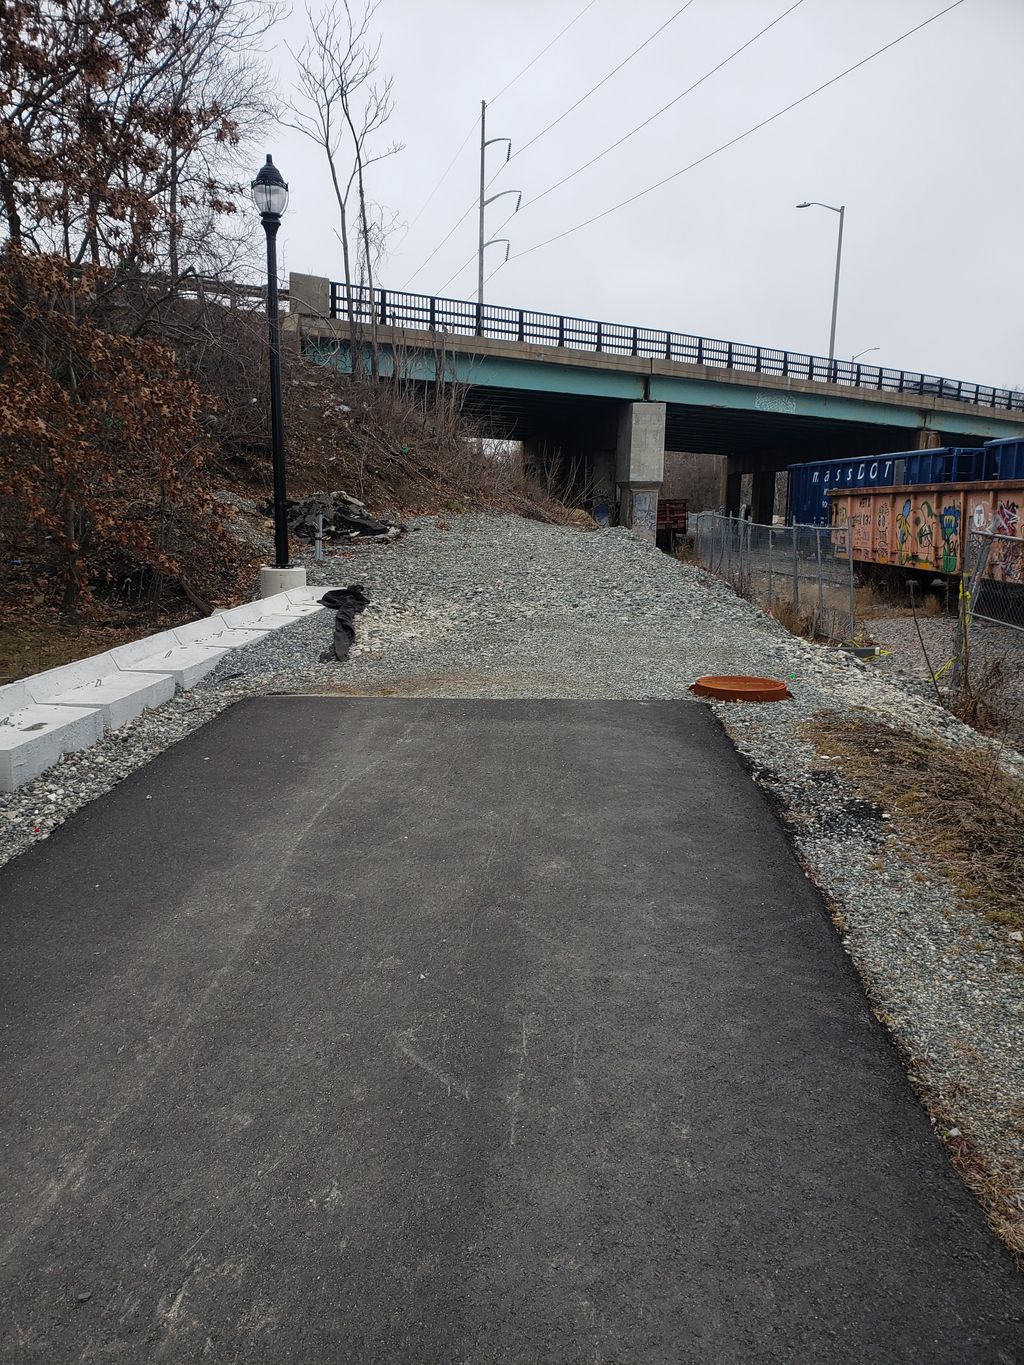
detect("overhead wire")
[434,0,705,293]
[497,0,966,273]
[521,0,806,212]
[442,0,805,295]
[503,0,697,169]
[488,0,600,104]
[403,115,480,235]
[400,0,600,286]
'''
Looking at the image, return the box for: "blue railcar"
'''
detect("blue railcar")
[983,437,1024,482]
[787,447,985,525]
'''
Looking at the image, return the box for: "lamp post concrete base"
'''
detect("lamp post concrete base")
[260,565,307,599]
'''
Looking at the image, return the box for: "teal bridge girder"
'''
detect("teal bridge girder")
[289,277,1024,463]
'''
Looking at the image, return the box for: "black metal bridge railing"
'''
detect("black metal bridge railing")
[327,281,1024,414]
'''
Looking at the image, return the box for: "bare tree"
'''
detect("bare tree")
[155,1,282,289]
[287,0,402,376]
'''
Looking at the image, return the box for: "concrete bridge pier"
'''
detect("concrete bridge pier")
[616,402,666,542]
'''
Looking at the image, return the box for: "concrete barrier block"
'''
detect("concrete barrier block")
[221,626,273,642]
[0,681,34,717]
[173,617,253,647]
[0,703,105,792]
[275,597,324,618]
[48,671,176,730]
[219,601,269,628]
[252,613,317,629]
[112,643,230,690]
[25,653,115,703]
[108,630,187,671]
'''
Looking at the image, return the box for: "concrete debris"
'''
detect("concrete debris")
[275,491,404,544]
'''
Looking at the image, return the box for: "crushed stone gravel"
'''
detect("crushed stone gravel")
[1,511,1022,1252]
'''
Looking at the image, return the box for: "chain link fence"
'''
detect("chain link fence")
[952,528,1024,746]
[963,529,1024,633]
[695,513,855,641]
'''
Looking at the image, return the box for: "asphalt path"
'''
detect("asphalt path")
[1,698,1021,1362]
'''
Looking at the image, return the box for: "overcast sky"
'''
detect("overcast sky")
[268,0,1023,389]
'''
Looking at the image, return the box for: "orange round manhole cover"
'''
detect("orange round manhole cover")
[690,674,792,702]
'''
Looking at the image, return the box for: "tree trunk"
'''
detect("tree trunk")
[327,149,361,377]
[354,151,379,380]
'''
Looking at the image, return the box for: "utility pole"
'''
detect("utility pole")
[477,99,488,308]
[476,99,522,317]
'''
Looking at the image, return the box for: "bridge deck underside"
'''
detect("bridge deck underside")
[456,385,981,463]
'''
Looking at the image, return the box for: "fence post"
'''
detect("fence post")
[847,522,855,640]
[792,527,800,615]
[767,526,774,609]
[814,528,825,637]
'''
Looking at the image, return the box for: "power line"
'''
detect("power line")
[505,0,697,167]
[438,244,479,295]
[402,200,477,287]
[523,0,806,211]
[425,0,703,293]
[488,0,600,104]
[504,0,966,268]
[448,0,805,296]
[401,0,599,287]
[403,115,479,235]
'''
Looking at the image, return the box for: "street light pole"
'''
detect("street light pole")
[263,216,288,569]
[251,154,305,597]
[796,200,845,364]
[252,155,290,571]
[829,204,844,363]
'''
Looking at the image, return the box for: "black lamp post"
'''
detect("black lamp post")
[252,155,290,569]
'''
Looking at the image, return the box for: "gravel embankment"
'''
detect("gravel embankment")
[2,512,1022,1253]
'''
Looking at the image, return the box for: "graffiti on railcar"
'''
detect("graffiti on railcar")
[995,499,1019,538]
[939,504,960,574]
[850,496,873,558]
[875,500,891,562]
[913,500,936,565]
[895,499,912,564]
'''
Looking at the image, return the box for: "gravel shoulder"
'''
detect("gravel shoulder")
[2,511,1022,1260]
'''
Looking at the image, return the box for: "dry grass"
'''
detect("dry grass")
[805,714,1024,935]
[855,576,948,621]
[902,1056,1024,1262]
[770,596,815,638]
[804,712,1024,1260]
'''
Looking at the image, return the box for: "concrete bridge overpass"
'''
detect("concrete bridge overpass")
[289,275,1024,529]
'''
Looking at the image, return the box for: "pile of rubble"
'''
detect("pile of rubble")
[269,491,403,545]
